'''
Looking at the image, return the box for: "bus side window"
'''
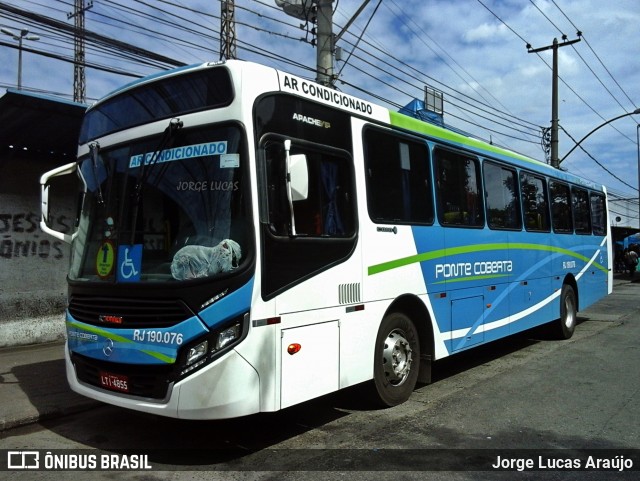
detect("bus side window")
[434,148,483,227]
[484,161,521,230]
[292,152,353,237]
[550,181,573,233]
[363,128,433,224]
[520,172,550,232]
[572,187,591,235]
[263,140,354,238]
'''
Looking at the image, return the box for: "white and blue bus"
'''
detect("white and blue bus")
[41,60,612,419]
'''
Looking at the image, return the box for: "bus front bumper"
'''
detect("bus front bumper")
[65,341,261,420]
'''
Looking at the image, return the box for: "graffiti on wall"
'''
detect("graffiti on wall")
[0,212,71,260]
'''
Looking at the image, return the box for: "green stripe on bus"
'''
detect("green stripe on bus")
[432,274,510,285]
[368,242,607,276]
[67,320,132,344]
[389,110,542,167]
[139,349,175,364]
[66,320,176,364]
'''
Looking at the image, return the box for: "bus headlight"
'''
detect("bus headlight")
[180,339,209,377]
[177,314,247,379]
[186,340,208,366]
[213,323,241,352]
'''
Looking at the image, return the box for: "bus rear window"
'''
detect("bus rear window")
[590,193,607,236]
[79,67,234,143]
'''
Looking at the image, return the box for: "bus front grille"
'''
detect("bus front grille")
[68,295,193,328]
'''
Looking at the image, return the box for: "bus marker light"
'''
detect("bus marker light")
[99,315,123,324]
[287,343,302,355]
[346,304,364,313]
[252,317,281,327]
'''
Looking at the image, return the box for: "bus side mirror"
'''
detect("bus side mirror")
[40,162,78,244]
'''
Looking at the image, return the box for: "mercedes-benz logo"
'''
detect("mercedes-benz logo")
[103,338,114,357]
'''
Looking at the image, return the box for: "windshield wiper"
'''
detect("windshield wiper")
[136,118,184,189]
[89,142,104,206]
[128,117,183,244]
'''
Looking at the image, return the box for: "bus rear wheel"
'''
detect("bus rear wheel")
[371,312,420,407]
[555,284,577,339]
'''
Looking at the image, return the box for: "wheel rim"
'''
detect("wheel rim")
[564,294,576,329]
[381,328,413,386]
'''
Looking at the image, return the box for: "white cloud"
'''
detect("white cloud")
[1,0,638,210]
[465,22,509,43]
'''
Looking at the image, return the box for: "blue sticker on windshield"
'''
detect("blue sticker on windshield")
[129,141,228,168]
[117,244,142,282]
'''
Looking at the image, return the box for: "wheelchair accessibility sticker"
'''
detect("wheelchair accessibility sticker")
[117,245,142,282]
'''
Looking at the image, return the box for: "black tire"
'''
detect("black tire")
[371,312,420,407]
[555,284,577,339]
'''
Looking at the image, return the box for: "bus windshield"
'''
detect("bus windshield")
[78,66,234,143]
[70,123,249,283]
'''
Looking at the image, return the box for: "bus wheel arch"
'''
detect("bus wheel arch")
[370,295,434,407]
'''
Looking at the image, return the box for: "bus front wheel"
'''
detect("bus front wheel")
[556,284,577,339]
[371,312,420,407]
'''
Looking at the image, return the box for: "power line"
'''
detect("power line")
[532,0,633,116]
[528,0,566,36]
[333,21,542,137]
[3,0,636,198]
[550,0,637,111]
[560,125,637,192]
[385,0,516,119]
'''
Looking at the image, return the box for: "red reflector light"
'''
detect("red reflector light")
[287,343,302,355]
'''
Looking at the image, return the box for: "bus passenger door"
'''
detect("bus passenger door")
[259,135,361,406]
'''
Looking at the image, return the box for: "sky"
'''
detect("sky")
[1,0,639,226]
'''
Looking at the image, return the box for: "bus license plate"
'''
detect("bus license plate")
[99,371,129,393]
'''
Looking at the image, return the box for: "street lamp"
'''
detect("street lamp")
[1,27,40,90]
[559,107,640,230]
[559,108,640,164]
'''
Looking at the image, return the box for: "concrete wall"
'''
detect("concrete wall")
[0,149,76,347]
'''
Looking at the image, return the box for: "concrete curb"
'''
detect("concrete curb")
[0,314,66,349]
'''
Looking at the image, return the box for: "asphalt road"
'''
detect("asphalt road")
[1,277,638,480]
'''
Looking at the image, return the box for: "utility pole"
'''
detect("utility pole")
[220,0,237,60]
[315,0,334,86]
[528,33,581,168]
[68,0,93,103]
[275,0,334,86]
[276,0,374,87]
